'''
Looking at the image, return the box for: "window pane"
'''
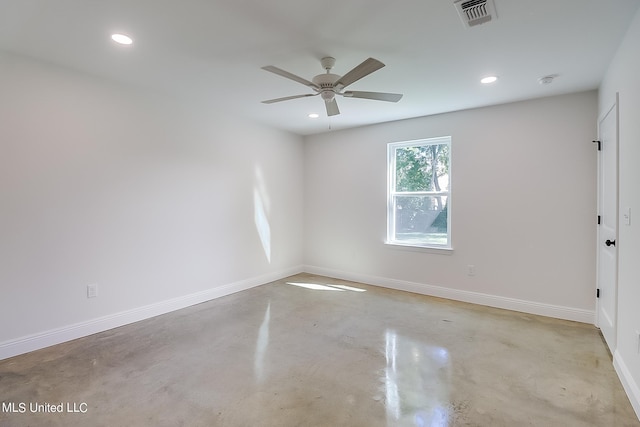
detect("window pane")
[393,195,448,246]
[395,144,450,192]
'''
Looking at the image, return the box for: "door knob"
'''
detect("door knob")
[605,239,616,247]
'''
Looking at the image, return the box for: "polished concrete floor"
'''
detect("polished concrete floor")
[1,273,638,426]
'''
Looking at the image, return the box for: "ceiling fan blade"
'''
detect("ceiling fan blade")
[262,93,318,104]
[342,91,403,102]
[261,65,320,89]
[325,99,340,116]
[334,58,385,89]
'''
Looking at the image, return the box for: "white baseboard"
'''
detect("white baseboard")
[0,264,596,361]
[303,265,595,324]
[0,266,303,361]
[614,350,640,420]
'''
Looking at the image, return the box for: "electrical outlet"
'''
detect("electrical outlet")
[87,284,98,299]
[467,265,476,276]
[636,331,640,354]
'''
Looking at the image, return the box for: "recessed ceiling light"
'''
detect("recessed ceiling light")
[111,34,133,45]
[481,76,498,84]
[308,113,320,119]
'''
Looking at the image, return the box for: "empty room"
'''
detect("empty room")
[2,0,640,426]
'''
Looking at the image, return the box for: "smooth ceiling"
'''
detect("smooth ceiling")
[0,0,638,135]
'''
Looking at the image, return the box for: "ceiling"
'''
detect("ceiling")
[0,0,638,135]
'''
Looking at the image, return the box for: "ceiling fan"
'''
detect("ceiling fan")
[261,57,403,117]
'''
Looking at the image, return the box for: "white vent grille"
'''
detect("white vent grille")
[454,0,497,27]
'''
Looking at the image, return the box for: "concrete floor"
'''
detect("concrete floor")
[1,273,638,427]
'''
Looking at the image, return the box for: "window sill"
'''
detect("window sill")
[384,241,454,255]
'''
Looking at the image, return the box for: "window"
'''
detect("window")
[387,137,451,249]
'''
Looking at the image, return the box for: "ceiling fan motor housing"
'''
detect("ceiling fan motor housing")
[313,73,340,102]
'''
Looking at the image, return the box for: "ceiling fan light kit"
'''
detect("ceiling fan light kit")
[261,57,403,117]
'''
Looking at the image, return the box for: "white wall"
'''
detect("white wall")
[599,7,640,418]
[0,53,304,357]
[304,91,597,321]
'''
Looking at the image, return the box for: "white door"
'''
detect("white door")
[596,97,618,352]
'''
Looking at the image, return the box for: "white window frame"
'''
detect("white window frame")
[386,136,452,250]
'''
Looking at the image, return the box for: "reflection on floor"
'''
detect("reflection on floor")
[1,273,638,426]
[383,329,452,426]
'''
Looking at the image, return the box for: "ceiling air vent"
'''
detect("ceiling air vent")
[454,0,497,27]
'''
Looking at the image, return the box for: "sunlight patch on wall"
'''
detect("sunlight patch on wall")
[253,165,272,263]
[254,188,271,263]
